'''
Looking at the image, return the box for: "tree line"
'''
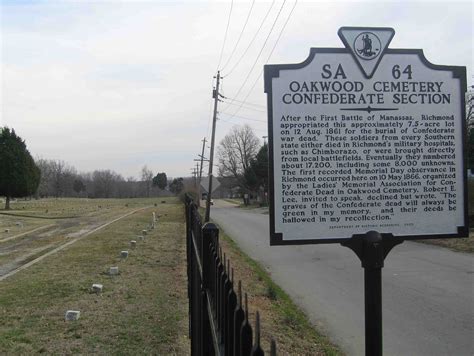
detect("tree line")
[35,160,173,199]
[0,127,185,209]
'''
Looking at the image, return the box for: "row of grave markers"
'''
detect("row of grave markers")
[64,211,158,321]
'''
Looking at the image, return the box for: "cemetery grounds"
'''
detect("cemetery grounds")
[0,197,189,354]
[0,198,341,355]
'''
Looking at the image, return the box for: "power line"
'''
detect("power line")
[218,118,268,135]
[222,99,266,112]
[222,0,276,78]
[219,112,266,122]
[220,0,256,72]
[216,0,234,71]
[221,95,266,109]
[228,0,298,119]
[223,0,287,112]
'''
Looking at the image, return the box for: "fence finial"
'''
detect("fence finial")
[250,311,264,355]
[271,338,277,356]
[238,280,242,304]
[255,311,260,343]
[240,292,253,356]
[245,292,249,321]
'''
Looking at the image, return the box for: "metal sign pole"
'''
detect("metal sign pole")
[342,231,404,356]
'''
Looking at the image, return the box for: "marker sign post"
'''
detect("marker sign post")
[264,27,468,356]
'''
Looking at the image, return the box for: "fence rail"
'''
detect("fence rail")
[185,194,276,356]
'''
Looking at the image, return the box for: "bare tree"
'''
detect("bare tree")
[35,158,76,197]
[217,124,260,179]
[36,158,53,197]
[140,165,154,197]
[92,170,117,198]
[467,84,474,172]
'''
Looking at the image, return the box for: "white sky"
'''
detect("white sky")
[1,0,472,179]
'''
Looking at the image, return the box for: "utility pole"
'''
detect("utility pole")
[198,137,207,184]
[195,163,200,190]
[205,71,220,222]
[191,168,197,188]
[194,138,209,207]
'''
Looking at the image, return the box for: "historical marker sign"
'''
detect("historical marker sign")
[264,27,468,245]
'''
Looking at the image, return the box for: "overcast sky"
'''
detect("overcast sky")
[1,0,472,179]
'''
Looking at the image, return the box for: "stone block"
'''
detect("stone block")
[65,310,80,321]
[120,250,129,258]
[92,284,103,293]
[142,230,147,235]
[109,266,119,275]
[130,240,137,248]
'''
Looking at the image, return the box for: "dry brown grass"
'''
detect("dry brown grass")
[0,198,189,355]
[216,229,342,356]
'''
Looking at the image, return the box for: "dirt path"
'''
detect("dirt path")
[0,207,150,281]
[0,224,56,243]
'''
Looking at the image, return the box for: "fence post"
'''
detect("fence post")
[226,269,237,356]
[250,311,264,356]
[219,255,228,342]
[240,293,253,355]
[185,196,193,342]
[202,223,218,289]
[201,223,218,355]
[234,281,245,356]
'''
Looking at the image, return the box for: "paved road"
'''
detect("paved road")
[210,200,474,356]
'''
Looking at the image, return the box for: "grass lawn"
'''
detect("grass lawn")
[198,203,342,355]
[216,228,342,355]
[0,198,189,354]
[417,180,474,253]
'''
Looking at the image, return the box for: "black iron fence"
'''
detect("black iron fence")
[185,194,276,356]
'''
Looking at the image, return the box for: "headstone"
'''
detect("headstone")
[65,310,80,321]
[92,284,103,293]
[142,230,147,235]
[109,266,119,275]
[120,251,129,258]
[130,240,137,248]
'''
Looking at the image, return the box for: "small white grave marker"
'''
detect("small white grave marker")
[130,240,137,248]
[92,284,103,293]
[65,310,80,321]
[142,229,147,235]
[120,251,129,258]
[109,266,119,275]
